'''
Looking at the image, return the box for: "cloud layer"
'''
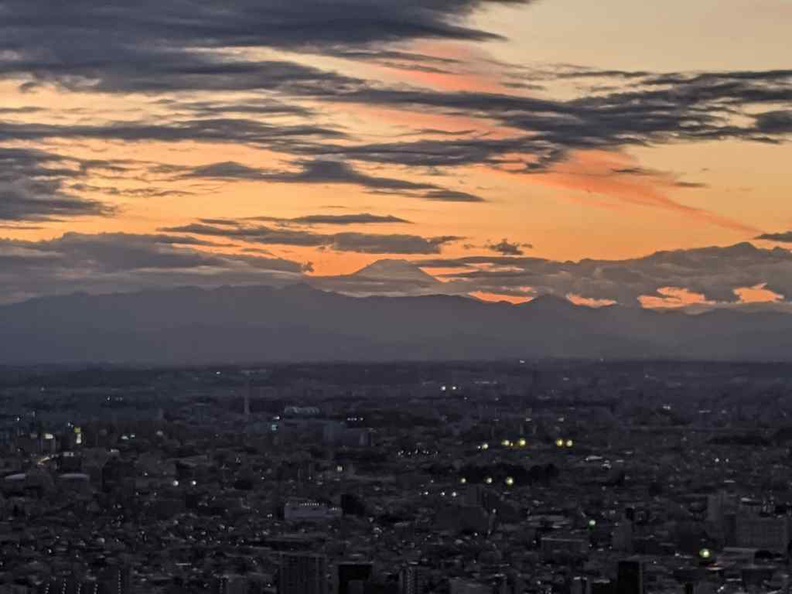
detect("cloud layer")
[0,233,307,304]
[420,242,792,305]
[0,0,788,311]
[163,221,461,254]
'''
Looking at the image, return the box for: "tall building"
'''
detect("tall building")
[101,457,135,493]
[279,554,328,594]
[399,564,428,594]
[616,560,643,594]
[213,575,249,594]
[97,564,131,594]
[337,563,373,594]
[735,513,790,553]
[244,383,252,422]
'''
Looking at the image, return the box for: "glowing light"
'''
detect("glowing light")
[588,519,597,527]
[518,438,527,447]
[555,438,564,448]
[566,439,574,448]
[505,477,515,487]
[481,443,489,451]
[501,439,512,447]
[172,480,180,487]
[485,477,493,485]
[336,465,344,473]
[700,548,712,560]
[460,477,467,484]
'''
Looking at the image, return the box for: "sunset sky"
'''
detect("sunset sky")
[0,0,790,307]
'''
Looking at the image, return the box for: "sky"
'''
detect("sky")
[0,0,790,307]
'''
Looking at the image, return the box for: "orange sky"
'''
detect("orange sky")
[0,0,790,307]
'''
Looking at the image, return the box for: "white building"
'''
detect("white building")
[284,500,342,522]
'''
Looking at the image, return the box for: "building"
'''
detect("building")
[540,537,589,562]
[213,575,250,594]
[337,563,373,594]
[449,579,491,594]
[616,560,643,594]
[97,564,132,594]
[279,554,328,594]
[399,564,428,594]
[284,500,342,522]
[735,513,790,553]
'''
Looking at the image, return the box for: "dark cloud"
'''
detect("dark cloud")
[0,232,308,303]
[320,48,464,76]
[0,1,785,179]
[755,110,792,134]
[307,69,791,171]
[1,70,787,193]
[188,162,265,180]
[268,160,437,192]
[163,221,460,254]
[486,238,532,256]
[0,180,108,222]
[0,118,344,147]
[252,213,412,226]
[183,159,487,202]
[68,183,193,199]
[416,242,792,305]
[0,0,533,94]
[2,231,791,308]
[331,233,459,255]
[163,98,315,119]
[0,147,112,221]
[756,231,792,243]
[295,136,533,168]
[422,189,486,203]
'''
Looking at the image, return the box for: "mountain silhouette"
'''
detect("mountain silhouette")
[2,283,792,364]
[311,259,446,296]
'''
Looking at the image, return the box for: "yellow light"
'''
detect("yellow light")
[460,477,467,484]
[555,438,564,448]
[700,548,712,560]
[518,438,527,447]
[505,477,514,487]
[481,443,489,450]
[565,439,574,448]
[501,439,511,447]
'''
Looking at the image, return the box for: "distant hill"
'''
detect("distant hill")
[2,284,792,364]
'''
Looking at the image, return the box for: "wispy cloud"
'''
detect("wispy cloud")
[181,159,487,202]
[163,221,461,254]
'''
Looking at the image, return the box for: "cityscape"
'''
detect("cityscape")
[0,0,790,593]
[0,362,791,594]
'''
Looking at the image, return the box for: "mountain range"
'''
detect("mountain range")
[2,277,792,364]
